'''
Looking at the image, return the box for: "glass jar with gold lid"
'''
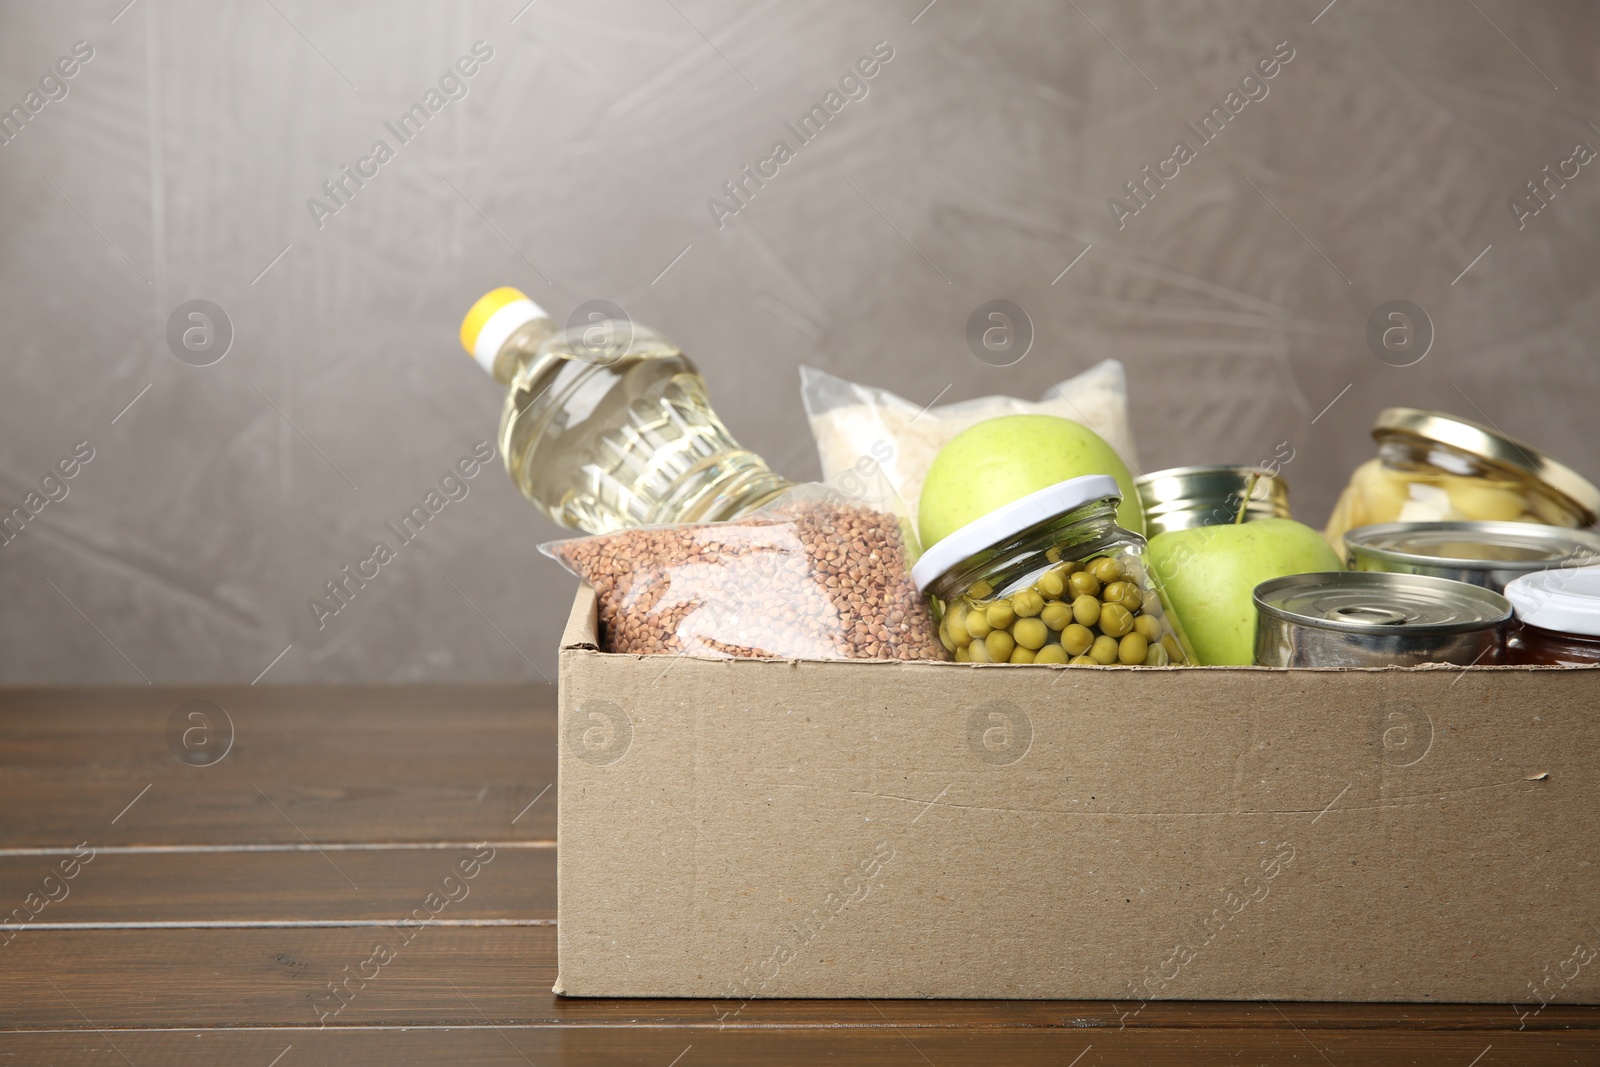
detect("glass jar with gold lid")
[1323,408,1599,551]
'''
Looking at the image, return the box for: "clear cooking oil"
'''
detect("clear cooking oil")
[460,288,793,534]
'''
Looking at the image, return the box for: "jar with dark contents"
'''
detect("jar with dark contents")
[1504,565,1600,666]
[910,475,1195,666]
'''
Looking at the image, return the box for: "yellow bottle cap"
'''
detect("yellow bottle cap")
[460,287,546,373]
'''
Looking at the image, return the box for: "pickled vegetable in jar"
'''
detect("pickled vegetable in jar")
[1323,408,1599,552]
[910,475,1194,666]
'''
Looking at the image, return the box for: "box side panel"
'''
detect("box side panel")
[558,647,1600,1001]
[559,584,599,651]
[555,641,687,996]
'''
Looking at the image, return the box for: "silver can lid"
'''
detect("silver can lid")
[1346,521,1600,571]
[1254,571,1511,635]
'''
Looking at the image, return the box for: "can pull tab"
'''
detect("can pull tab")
[1328,604,1409,626]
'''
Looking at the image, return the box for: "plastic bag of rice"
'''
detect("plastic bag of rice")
[800,360,1137,533]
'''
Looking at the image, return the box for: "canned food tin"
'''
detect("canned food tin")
[1346,521,1600,594]
[1135,465,1291,536]
[1253,571,1511,667]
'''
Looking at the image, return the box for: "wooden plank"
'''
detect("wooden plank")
[0,1026,1597,1066]
[7,684,1600,1056]
[0,686,557,846]
[5,926,1599,1032]
[0,845,553,925]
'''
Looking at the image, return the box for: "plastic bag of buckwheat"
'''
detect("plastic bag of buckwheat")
[540,482,948,661]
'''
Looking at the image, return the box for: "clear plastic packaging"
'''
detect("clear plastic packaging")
[801,360,1137,534]
[912,476,1192,666]
[542,484,946,661]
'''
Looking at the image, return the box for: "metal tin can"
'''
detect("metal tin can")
[1135,465,1292,536]
[1253,571,1511,668]
[1346,521,1600,594]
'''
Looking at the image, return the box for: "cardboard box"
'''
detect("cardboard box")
[556,586,1600,1004]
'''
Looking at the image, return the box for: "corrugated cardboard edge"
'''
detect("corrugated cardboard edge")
[555,581,1586,674]
[560,585,600,652]
[554,585,596,996]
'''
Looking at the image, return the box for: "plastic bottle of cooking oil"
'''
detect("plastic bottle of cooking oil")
[459,287,794,534]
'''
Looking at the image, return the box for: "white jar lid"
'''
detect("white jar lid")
[911,474,1122,593]
[1504,563,1600,637]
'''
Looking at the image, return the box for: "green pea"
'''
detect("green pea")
[1071,594,1101,628]
[1069,655,1098,666]
[1120,585,1143,612]
[1090,634,1120,664]
[986,600,1016,630]
[1040,601,1074,631]
[985,629,1015,662]
[1118,632,1149,665]
[1099,603,1134,638]
[1009,645,1036,664]
[1101,581,1130,606]
[941,608,966,643]
[1013,617,1049,651]
[1034,644,1068,664]
[1089,556,1123,583]
[1134,614,1162,643]
[1012,590,1044,618]
[1068,571,1101,599]
[1036,570,1066,600]
[967,608,993,639]
[1143,643,1170,667]
[1060,623,1095,656]
[968,638,991,663]
[969,580,994,600]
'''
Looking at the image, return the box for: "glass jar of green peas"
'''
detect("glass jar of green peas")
[910,475,1195,665]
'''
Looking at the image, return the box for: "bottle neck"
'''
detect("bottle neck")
[490,317,558,385]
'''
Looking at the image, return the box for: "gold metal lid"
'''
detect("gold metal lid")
[1134,465,1290,535]
[1373,407,1599,523]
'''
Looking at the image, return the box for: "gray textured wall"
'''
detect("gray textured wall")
[3,0,1597,684]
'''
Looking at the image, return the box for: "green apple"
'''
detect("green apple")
[1147,517,1344,665]
[919,415,1143,547]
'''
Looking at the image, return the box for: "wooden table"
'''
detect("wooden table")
[2,686,1595,1065]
